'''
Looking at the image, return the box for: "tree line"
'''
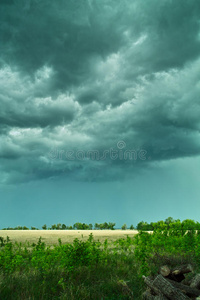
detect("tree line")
[1,222,134,230]
[1,217,200,231]
[136,217,200,231]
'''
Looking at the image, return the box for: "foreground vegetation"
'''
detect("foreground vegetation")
[1,219,200,299]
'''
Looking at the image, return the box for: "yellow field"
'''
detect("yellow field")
[0,230,138,246]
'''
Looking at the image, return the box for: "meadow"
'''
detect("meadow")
[0,229,138,246]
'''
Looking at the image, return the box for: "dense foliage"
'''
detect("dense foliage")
[136,217,200,231]
[1,220,200,299]
[2,217,200,231]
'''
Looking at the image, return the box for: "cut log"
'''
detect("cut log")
[142,276,161,296]
[190,274,200,289]
[153,274,191,300]
[166,278,200,297]
[159,264,193,282]
[142,291,168,300]
[172,264,193,276]
[160,265,171,277]
[170,264,193,282]
[142,276,168,299]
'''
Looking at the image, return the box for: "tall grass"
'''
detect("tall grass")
[0,234,143,299]
[1,227,200,299]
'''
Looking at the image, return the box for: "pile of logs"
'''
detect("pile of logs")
[142,264,200,299]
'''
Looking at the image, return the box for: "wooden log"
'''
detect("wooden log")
[166,278,200,297]
[142,290,155,300]
[142,276,168,299]
[142,276,161,296]
[153,274,191,300]
[159,264,193,282]
[190,274,200,289]
[172,264,193,276]
[169,264,193,282]
[160,265,171,277]
[142,291,168,300]
[142,292,168,300]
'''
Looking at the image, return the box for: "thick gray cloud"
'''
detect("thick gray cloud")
[0,0,200,184]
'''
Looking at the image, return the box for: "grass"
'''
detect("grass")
[0,230,138,246]
[0,265,143,300]
[1,228,200,299]
[0,234,143,300]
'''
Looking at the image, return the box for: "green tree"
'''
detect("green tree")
[150,222,155,230]
[165,217,175,226]
[61,224,67,230]
[82,223,89,230]
[51,224,57,230]
[103,222,108,229]
[99,223,104,230]
[56,223,61,230]
[121,224,127,230]
[23,226,29,230]
[129,224,134,230]
[74,222,90,230]
[108,222,116,230]
[136,221,153,231]
[136,221,146,230]
[153,220,167,230]
[42,224,47,230]
[182,219,196,230]
[94,223,100,230]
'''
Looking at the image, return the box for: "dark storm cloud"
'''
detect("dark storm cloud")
[0,0,200,184]
[1,0,199,92]
[0,66,80,129]
[0,97,79,128]
[0,0,126,91]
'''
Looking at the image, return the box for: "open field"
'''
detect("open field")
[0,229,138,245]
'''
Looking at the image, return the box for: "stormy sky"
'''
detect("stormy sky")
[0,0,200,228]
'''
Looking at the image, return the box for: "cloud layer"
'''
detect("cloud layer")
[0,0,200,184]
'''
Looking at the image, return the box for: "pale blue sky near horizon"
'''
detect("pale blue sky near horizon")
[1,156,200,228]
